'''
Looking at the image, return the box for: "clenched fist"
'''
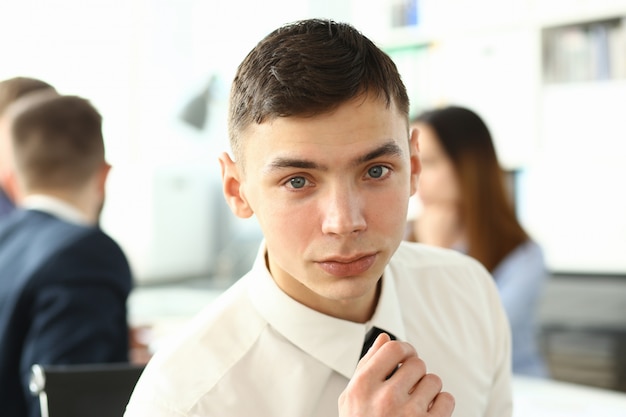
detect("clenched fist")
[339,333,455,417]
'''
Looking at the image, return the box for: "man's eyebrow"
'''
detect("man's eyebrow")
[265,158,321,173]
[354,141,404,165]
[264,140,404,173]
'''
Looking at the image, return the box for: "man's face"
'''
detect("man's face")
[221,95,419,320]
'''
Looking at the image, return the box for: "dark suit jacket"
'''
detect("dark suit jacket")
[0,209,133,417]
[0,187,14,218]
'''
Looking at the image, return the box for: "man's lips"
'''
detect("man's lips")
[317,254,377,277]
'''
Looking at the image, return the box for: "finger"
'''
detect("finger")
[409,373,444,411]
[365,340,417,382]
[426,391,455,417]
[357,332,390,369]
[348,333,392,400]
[386,355,427,394]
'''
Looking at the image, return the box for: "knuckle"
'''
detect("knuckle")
[423,391,456,417]
[422,373,443,390]
[439,391,455,404]
[404,355,427,372]
[381,340,416,358]
[435,391,456,413]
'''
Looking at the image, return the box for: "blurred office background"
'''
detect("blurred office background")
[1,0,625,397]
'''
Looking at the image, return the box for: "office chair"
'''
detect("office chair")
[29,362,145,417]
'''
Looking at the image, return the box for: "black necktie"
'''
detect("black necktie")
[360,326,397,359]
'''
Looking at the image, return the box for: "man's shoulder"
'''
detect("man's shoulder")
[129,277,266,414]
[3,210,131,285]
[1,209,89,239]
[155,277,263,364]
[389,241,495,295]
[392,240,487,273]
[0,210,89,269]
[0,187,14,217]
[22,213,128,267]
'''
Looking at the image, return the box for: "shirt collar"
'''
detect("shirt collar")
[22,194,90,226]
[248,241,405,379]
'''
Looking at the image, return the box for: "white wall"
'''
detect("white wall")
[518,81,626,274]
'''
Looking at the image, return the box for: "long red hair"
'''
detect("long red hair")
[413,106,528,273]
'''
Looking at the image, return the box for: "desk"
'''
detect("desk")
[513,376,626,417]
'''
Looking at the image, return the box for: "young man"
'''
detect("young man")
[0,77,57,217]
[126,19,512,417]
[0,94,133,417]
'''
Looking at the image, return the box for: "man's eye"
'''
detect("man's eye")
[288,176,307,189]
[367,165,388,179]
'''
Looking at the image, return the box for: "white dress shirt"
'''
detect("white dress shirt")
[125,241,512,417]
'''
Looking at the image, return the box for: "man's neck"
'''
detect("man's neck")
[21,192,96,226]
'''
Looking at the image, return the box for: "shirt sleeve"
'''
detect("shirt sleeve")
[493,241,547,342]
[484,279,514,417]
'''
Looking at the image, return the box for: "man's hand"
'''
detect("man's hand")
[339,333,455,417]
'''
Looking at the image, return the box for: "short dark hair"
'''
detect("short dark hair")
[228,18,409,162]
[11,95,105,191]
[0,77,55,116]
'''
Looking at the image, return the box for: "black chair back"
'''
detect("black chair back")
[29,363,145,417]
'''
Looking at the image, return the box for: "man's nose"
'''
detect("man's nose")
[320,185,366,236]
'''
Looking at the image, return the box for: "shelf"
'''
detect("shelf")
[535,0,626,28]
[542,16,626,84]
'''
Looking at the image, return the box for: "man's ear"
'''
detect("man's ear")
[3,171,22,203]
[97,162,111,195]
[409,126,421,196]
[218,152,254,219]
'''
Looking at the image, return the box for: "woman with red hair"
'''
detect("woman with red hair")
[408,105,549,378]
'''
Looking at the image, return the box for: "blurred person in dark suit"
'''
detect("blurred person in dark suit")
[0,77,57,218]
[0,179,12,215]
[0,94,133,417]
